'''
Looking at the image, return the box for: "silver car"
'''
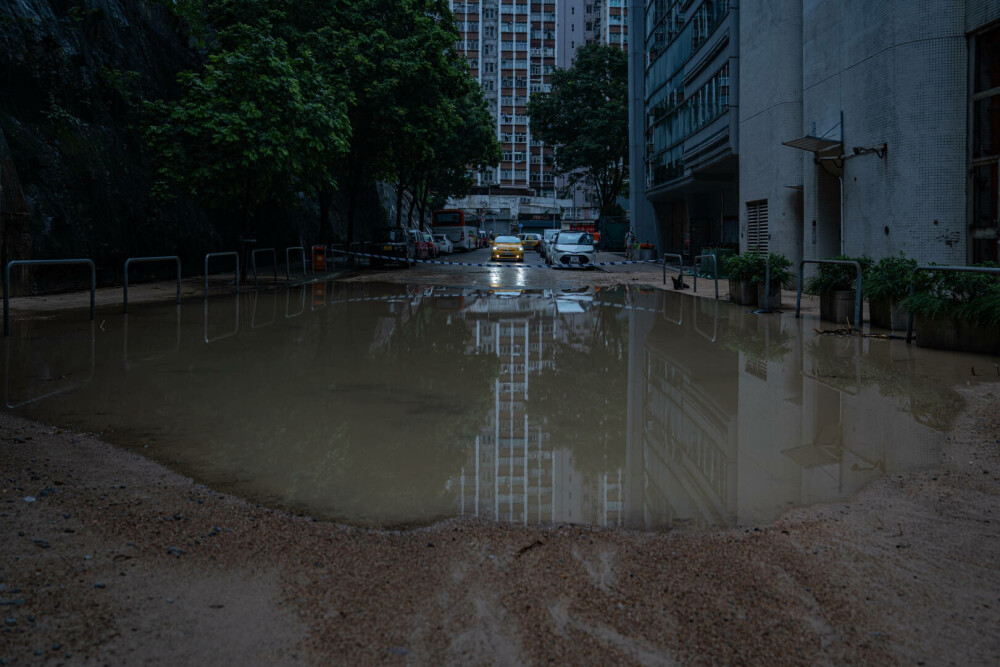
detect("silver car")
[540,228,560,259]
[547,231,597,268]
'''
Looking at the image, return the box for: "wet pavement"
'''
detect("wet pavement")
[3,278,988,530]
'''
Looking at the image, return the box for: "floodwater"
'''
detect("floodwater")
[1,281,987,530]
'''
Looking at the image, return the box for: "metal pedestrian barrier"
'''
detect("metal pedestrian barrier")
[795,259,863,331]
[692,254,720,299]
[123,256,181,313]
[4,259,96,336]
[204,293,240,343]
[661,253,684,285]
[286,247,307,280]
[905,265,1000,343]
[204,252,239,297]
[251,248,278,288]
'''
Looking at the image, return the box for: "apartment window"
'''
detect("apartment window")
[746,200,769,253]
[972,25,1000,263]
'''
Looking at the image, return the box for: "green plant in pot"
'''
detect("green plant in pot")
[723,249,764,306]
[753,253,793,309]
[864,253,917,331]
[805,254,873,326]
[902,263,1000,354]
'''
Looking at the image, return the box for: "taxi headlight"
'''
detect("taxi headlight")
[517,246,524,251]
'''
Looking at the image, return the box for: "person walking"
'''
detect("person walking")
[624,226,636,260]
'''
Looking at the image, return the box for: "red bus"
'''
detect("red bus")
[432,209,479,251]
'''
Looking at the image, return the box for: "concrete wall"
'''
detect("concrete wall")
[738,0,803,261]
[801,0,968,264]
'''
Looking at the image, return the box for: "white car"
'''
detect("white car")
[547,231,597,268]
[540,228,560,260]
[432,234,455,254]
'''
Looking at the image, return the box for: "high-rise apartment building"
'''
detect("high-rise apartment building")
[449,1,627,227]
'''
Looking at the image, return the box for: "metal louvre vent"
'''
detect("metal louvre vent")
[747,200,769,254]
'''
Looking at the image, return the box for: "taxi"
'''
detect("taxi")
[490,235,525,262]
[518,233,542,251]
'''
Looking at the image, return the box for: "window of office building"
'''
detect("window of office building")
[746,200,769,253]
[972,25,1000,263]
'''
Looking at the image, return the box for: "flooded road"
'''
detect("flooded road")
[1,281,982,529]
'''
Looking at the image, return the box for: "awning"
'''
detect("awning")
[782,135,842,153]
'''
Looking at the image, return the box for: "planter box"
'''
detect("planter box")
[639,247,657,261]
[914,316,1000,355]
[757,281,782,309]
[869,296,908,332]
[728,279,758,306]
[819,290,862,327]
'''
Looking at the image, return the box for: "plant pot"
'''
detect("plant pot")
[728,279,758,306]
[914,316,1000,355]
[756,281,782,309]
[639,247,657,261]
[819,290,862,327]
[868,296,908,332]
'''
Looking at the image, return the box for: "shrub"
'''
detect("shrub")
[723,249,793,286]
[902,263,1000,326]
[864,252,918,301]
[805,255,873,295]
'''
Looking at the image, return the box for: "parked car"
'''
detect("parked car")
[364,228,414,267]
[541,228,560,259]
[422,231,439,258]
[518,233,542,252]
[406,229,432,259]
[433,234,455,254]
[547,231,596,268]
[490,235,524,262]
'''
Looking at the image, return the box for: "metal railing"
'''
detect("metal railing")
[905,265,1000,343]
[795,259,863,331]
[286,246,307,280]
[4,259,96,336]
[692,254,720,299]
[661,253,684,285]
[204,252,239,297]
[123,256,181,313]
[251,248,278,288]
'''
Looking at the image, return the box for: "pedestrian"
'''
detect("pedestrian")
[624,226,636,259]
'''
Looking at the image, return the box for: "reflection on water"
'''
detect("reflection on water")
[1,282,980,529]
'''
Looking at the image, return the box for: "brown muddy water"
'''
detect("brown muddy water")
[1,281,988,529]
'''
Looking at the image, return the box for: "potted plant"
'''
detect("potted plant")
[864,253,918,331]
[754,252,793,309]
[723,249,764,306]
[638,242,657,261]
[805,254,873,326]
[903,265,1000,354]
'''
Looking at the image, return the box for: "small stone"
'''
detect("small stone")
[427,542,434,548]
[94,582,105,589]
[84,555,92,561]
[33,539,50,549]
[23,497,35,503]
[4,618,15,626]
[52,643,61,651]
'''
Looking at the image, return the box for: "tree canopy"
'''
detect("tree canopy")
[144,0,498,241]
[527,43,629,217]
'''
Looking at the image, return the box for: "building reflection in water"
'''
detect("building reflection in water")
[449,288,949,530]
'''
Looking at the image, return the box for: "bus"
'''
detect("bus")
[432,209,479,251]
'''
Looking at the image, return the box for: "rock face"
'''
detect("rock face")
[0,1,382,294]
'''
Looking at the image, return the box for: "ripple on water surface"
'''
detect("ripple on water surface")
[1,281,984,529]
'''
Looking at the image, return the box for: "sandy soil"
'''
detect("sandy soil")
[1,383,998,665]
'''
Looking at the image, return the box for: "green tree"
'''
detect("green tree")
[144,22,350,236]
[527,43,629,216]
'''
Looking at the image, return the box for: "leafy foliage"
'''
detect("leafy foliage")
[902,263,1000,325]
[144,22,350,231]
[864,252,918,301]
[805,255,873,295]
[527,43,628,216]
[723,250,793,286]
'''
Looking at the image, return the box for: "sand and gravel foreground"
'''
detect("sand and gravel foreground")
[1,383,998,665]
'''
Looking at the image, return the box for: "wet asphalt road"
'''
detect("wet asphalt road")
[352,246,663,290]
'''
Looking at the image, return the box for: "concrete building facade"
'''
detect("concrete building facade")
[632,0,1000,266]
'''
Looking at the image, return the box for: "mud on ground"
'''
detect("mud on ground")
[1,383,998,665]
